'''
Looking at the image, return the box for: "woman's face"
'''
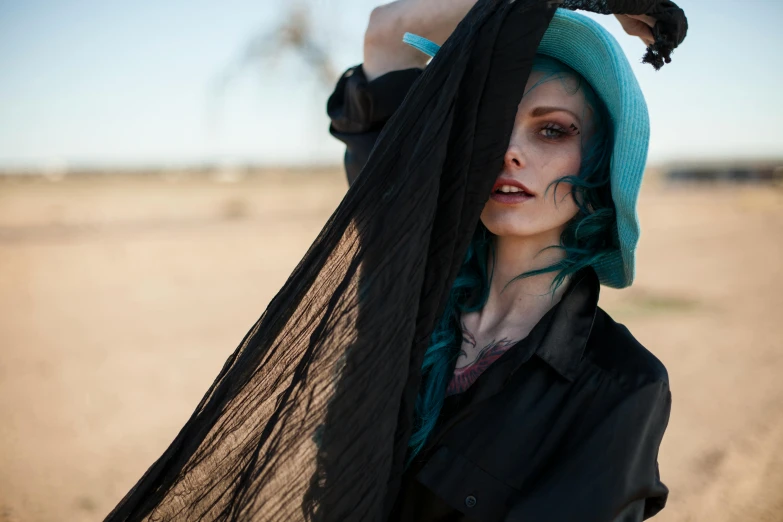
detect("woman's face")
[480,69,594,241]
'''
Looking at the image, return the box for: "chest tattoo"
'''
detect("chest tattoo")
[445,322,518,396]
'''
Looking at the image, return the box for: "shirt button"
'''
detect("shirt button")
[465,495,477,508]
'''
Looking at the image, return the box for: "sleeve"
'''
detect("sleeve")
[507,380,672,522]
[326,64,423,186]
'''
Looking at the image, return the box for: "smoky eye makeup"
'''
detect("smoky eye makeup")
[537,121,581,140]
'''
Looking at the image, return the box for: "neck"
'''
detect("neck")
[472,228,570,335]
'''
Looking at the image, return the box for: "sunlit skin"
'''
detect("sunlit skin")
[447,69,598,395]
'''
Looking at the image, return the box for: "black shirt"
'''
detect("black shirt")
[327,64,671,522]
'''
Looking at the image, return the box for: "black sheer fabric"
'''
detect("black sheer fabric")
[104,1,687,521]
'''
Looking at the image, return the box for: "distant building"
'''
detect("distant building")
[664,159,783,184]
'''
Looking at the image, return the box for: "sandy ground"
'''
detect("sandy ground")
[0,170,781,522]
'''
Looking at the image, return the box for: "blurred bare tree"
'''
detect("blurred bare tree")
[212,1,336,100]
[242,2,335,86]
[207,0,341,146]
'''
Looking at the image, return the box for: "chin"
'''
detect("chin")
[480,204,575,240]
[480,213,544,238]
[483,225,549,239]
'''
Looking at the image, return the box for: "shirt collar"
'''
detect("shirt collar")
[533,266,600,382]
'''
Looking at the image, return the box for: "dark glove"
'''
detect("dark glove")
[558,0,688,69]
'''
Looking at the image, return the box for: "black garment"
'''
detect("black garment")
[328,64,671,521]
[327,66,424,186]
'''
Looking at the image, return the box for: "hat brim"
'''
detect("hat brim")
[538,9,649,289]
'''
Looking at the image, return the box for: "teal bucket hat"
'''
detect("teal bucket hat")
[403,8,649,289]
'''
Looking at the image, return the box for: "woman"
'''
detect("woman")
[326,2,687,521]
[105,1,687,521]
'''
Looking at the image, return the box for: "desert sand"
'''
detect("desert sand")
[0,170,781,522]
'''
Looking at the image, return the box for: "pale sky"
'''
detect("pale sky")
[1,0,781,169]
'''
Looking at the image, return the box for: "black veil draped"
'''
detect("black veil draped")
[105,1,686,521]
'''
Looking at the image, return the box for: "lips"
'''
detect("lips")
[489,177,535,204]
[491,177,535,196]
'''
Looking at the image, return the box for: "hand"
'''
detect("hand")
[614,13,657,46]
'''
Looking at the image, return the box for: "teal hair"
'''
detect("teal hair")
[406,54,616,467]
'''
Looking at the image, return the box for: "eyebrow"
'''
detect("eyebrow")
[529,106,582,125]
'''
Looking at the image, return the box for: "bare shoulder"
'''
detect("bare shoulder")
[583,307,670,391]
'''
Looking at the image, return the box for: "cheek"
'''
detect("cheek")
[536,140,581,203]
[535,141,582,183]
[541,150,581,222]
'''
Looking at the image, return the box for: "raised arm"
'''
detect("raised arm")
[327,0,478,186]
[362,0,478,81]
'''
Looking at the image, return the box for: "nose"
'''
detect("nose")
[503,143,525,171]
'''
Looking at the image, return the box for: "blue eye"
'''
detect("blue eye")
[540,126,565,138]
[538,122,578,140]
